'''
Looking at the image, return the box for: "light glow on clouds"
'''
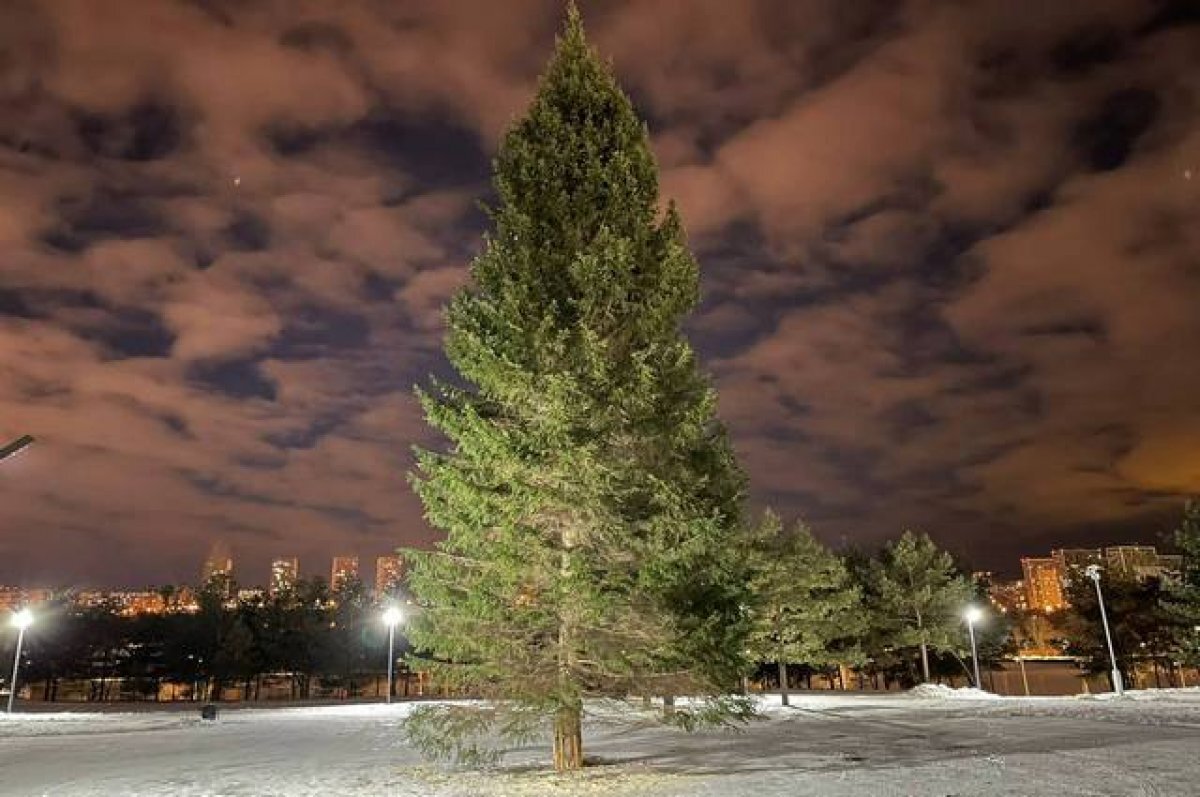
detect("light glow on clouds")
[0,0,1197,585]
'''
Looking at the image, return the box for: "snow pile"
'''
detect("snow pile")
[907,683,1003,700]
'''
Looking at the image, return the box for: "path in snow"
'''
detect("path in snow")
[2,690,1198,796]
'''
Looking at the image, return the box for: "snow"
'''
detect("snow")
[906,683,1005,700]
[2,690,1199,796]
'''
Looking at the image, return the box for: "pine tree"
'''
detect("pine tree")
[1063,571,1176,688]
[745,512,865,705]
[867,531,975,683]
[1163,500,1200,668]
[402,6,749,771]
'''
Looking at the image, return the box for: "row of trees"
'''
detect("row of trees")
[0,526,987,709]
[10,504,1194,708]
[3,577,407,703]
[748,505,1200,697]
[746,517,998,706]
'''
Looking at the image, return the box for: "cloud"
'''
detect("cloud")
[1,0,1198,587]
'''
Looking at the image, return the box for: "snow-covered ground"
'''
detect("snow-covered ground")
[2,689,1199,796]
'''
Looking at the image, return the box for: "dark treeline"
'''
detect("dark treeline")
[2,576,412,703]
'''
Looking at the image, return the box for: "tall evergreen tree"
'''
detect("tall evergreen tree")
[1164,500,1200,667]
[402,6,749,771]
[1063,571,1177,688]
[745,512,864,705]
[866,531,975,683]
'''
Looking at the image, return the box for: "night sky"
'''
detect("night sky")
[1,0,1198,588]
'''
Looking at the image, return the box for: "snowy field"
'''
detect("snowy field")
[2,689,1199,796]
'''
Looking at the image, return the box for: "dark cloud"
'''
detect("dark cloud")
[1,0,1197,586]
[1074,89,1161,172]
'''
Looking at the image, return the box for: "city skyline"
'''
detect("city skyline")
[1,536,1176,594]
[1,548,405,592]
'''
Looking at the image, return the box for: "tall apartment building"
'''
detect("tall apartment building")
[1050,548,1104,589]
[1105,545,1155,577]
[0,587,51,612]
[1021,543,1180,613]
[270,557,299,595]
[201,542,234,589]
[1051,547,1103,570]
[1106,546,1181,581]
[1021,557,1066,613]
[375,555,405,596]
[1156,554,1185,578]
[986,579,1028,614]
[331,556,360,593]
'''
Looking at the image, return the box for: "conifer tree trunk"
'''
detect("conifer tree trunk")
[778,661,790,706]
[553,703,583,772]
[555,538,583,771]
[917,610,931,682]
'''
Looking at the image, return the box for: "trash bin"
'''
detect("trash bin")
[200,704,218,721]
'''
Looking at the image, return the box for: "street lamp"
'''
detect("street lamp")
[1085,565,1124,696]
[964,606,983,689]
[0,435,34,464]
[7,608,34,713]
[382,606,403,704]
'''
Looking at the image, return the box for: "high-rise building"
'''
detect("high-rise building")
[0,587,51,612]
[270,557,299,595]
[1021,557,1066,613]
[118,591,167,616]
[376,555,405,596]
[331,555,359,592]
[1156,554,1184,579]
[201,542,234,586]
[1105,545,1158,577]
[986,579,1028,614]
[1051,547,1104,570]
[1051,548,1104,588]
[1104,545,1182,581]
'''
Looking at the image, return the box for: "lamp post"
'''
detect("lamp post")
[382,606,402,704]
[1085,565,1124,696]
[964,606,983,689]
[1017,654,1031,696]
[7,608,33,713]
[0,435,34,464]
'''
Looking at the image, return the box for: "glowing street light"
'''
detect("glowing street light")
[1085,565,1124,696]
[0,435,34,464]
[7,608,34,713]
[964,606,984,690]
[382,606,403,704]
